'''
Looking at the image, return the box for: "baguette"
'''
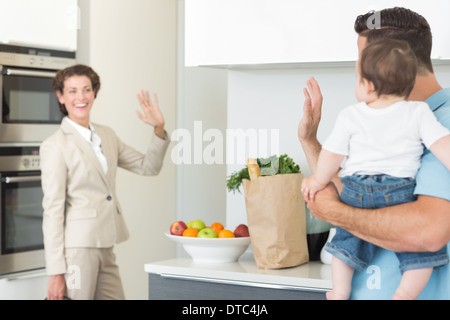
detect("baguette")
[247,158,261,180]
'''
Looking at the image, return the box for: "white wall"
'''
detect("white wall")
[176,0,228,236]
[77,0,177,300]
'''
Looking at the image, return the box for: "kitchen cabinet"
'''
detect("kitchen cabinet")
[145,253,331,300]
[185,0,450,67]
[148,273,326,300]
[0,0,78,51]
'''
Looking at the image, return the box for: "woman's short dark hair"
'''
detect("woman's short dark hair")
[359,39,417,98]
[354,7,433,74]
[53,64,101,116]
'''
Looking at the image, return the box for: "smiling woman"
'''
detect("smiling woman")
[41,64,171,300]
[56,75,95,128]
[52,64,101,128]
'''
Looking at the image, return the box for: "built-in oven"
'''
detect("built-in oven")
[0,144,44,275]
[0,44,76,143]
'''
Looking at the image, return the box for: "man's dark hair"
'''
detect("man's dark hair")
[354,7,433,74]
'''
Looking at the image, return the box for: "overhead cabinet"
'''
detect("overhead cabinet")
[0,0,78,51]
[185,0,450,67]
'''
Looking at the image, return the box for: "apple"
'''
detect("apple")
[197,227,218,238]
[170,221,187,236]
[234,224,249,237]
[187,219,206,231]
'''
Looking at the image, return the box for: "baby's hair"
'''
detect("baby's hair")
[359,39,417,98]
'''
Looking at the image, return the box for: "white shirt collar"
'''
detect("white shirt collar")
[64,117,99,144]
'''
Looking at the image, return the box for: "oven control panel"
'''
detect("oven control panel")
[0,44,76,70]
[0,146,41,172]
[20,156,40,170]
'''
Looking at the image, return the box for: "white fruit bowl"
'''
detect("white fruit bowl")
[165,233,251,263]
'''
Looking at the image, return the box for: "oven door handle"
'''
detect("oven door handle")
[2,176,41,184]
[4,68,56,79]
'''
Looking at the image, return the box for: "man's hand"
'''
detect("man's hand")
[298,77,323,144]
[307,183,342,225]
[298,77,324,174]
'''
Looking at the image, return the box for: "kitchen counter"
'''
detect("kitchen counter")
[144,252,332,300]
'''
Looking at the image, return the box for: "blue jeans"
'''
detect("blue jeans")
[325,174,449,274]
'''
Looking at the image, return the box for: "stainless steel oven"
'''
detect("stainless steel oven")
[0,44,76,143]
[0,144,44,275]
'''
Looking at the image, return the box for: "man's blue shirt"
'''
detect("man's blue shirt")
[351,88,450,300]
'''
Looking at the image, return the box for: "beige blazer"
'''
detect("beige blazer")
[40,120,170,275]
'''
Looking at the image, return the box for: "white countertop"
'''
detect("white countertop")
[145,252,332,292]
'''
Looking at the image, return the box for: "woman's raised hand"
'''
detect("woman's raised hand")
[137,90,166,139]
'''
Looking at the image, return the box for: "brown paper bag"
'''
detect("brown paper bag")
[243,173,309,269]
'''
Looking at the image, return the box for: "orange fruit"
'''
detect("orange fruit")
[211,222,224,234]
[218,229,235,238]
[183,227,199,237]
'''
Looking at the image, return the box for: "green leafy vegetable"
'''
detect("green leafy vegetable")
[226,154,301,193]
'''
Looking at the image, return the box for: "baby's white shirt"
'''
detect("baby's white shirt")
[323,101,450,178]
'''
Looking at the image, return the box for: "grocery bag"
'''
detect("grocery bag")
[242,173,309,269]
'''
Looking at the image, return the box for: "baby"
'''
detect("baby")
[301,39,450,300]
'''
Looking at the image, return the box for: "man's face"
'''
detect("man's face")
[354,35,374,104]
[357,35,367,56]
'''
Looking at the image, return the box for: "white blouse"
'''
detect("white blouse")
[64,117,108,175]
